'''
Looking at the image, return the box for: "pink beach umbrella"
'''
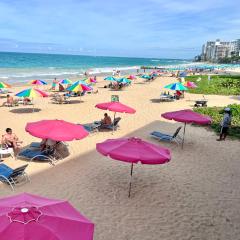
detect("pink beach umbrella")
[25,119,89,141]
[95,101,136,131]
[96,137,171,197]
[184,81,197,88]
[161,109,212,148]
[127,75,136,80]
[89,77,96,83]
[30,79,47,85]
[0,192,94,240]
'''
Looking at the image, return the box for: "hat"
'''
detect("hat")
[224,107,231,112]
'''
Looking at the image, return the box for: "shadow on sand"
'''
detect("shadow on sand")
[10,108,41,114]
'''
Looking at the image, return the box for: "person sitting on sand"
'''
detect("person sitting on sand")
[2,95,18,107]
[101,113,112,126]
[1,128,22,153]
[217,108,232,141]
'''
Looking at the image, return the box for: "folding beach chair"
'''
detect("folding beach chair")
[0,164,29,191]
[150,127,182,145]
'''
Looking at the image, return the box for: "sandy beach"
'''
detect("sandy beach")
[0,76,240,240]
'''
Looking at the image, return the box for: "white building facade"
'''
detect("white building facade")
[201,39,240,62]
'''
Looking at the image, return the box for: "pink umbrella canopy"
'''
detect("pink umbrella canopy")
[95,102,136,114]
[25,119,89,141]
[96,137,171,196]
[34,88,49,97]
[127,75,136,80]
[161,109,212,148]
[184,81,197,88]
[161,109,211,125]
[0,193,94,240]
[96,137,171,164]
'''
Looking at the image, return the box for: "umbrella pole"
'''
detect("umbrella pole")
[112,112,116,134]
[182,122,186,149]
[32,98,34,113]
[128,163,134,198]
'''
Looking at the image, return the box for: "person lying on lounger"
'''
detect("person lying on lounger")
[1,128,22,153]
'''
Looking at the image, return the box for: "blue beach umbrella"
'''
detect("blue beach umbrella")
[141,75,151,79]
[104,76,117,81]
[117,78,131,84]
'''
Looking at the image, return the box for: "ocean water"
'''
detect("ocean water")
[0,52,191,83]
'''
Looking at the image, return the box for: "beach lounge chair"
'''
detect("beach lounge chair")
[150,127,182,145]
[0,163,29,191]
[17,148,57,165]
[18,142,69,165]
[99,117,121,131]
[82,122,101,134]
[51,95,70,104]
[159,94,175,102]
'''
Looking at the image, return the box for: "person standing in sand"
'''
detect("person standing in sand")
[217,108,232,141]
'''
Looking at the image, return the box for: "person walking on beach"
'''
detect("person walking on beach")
[217,108,232,141]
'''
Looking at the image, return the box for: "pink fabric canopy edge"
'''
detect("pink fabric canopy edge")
[35,88,49,97]
[0,192,94,240]
[96,137,171,165]
[95,102,136,114]
[184,81,197,88]
[25,119,89,141]
[161,109,212,125]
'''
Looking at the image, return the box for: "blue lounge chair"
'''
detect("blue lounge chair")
[0,164,29,191]
[150,127,182,145]
[17,148,57,165]
[82,122,101,133]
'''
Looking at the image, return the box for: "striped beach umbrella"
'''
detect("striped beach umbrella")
[58,79,72,85]
[67,80,92,92]
[0,82,11,88]
[30,80,47,85]
[15,88,48,98]
[164,82,188,91]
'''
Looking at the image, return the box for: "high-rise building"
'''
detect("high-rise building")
[200,39,239,62]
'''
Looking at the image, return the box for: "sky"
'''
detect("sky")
[0,0,239,58]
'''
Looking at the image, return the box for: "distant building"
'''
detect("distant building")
[200,39,240,62]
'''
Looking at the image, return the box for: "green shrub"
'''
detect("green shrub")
[185,75,240,95]
[194,104,240,139]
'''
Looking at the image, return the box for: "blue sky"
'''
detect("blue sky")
[0,0,239,58]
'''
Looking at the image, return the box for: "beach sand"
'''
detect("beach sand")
[0,76,240,240]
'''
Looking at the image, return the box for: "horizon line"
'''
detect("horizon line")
[0,50,192,61]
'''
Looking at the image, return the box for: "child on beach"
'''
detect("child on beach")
[217,108,232,141]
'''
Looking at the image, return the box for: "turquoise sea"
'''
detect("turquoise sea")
[0,52,191,83]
